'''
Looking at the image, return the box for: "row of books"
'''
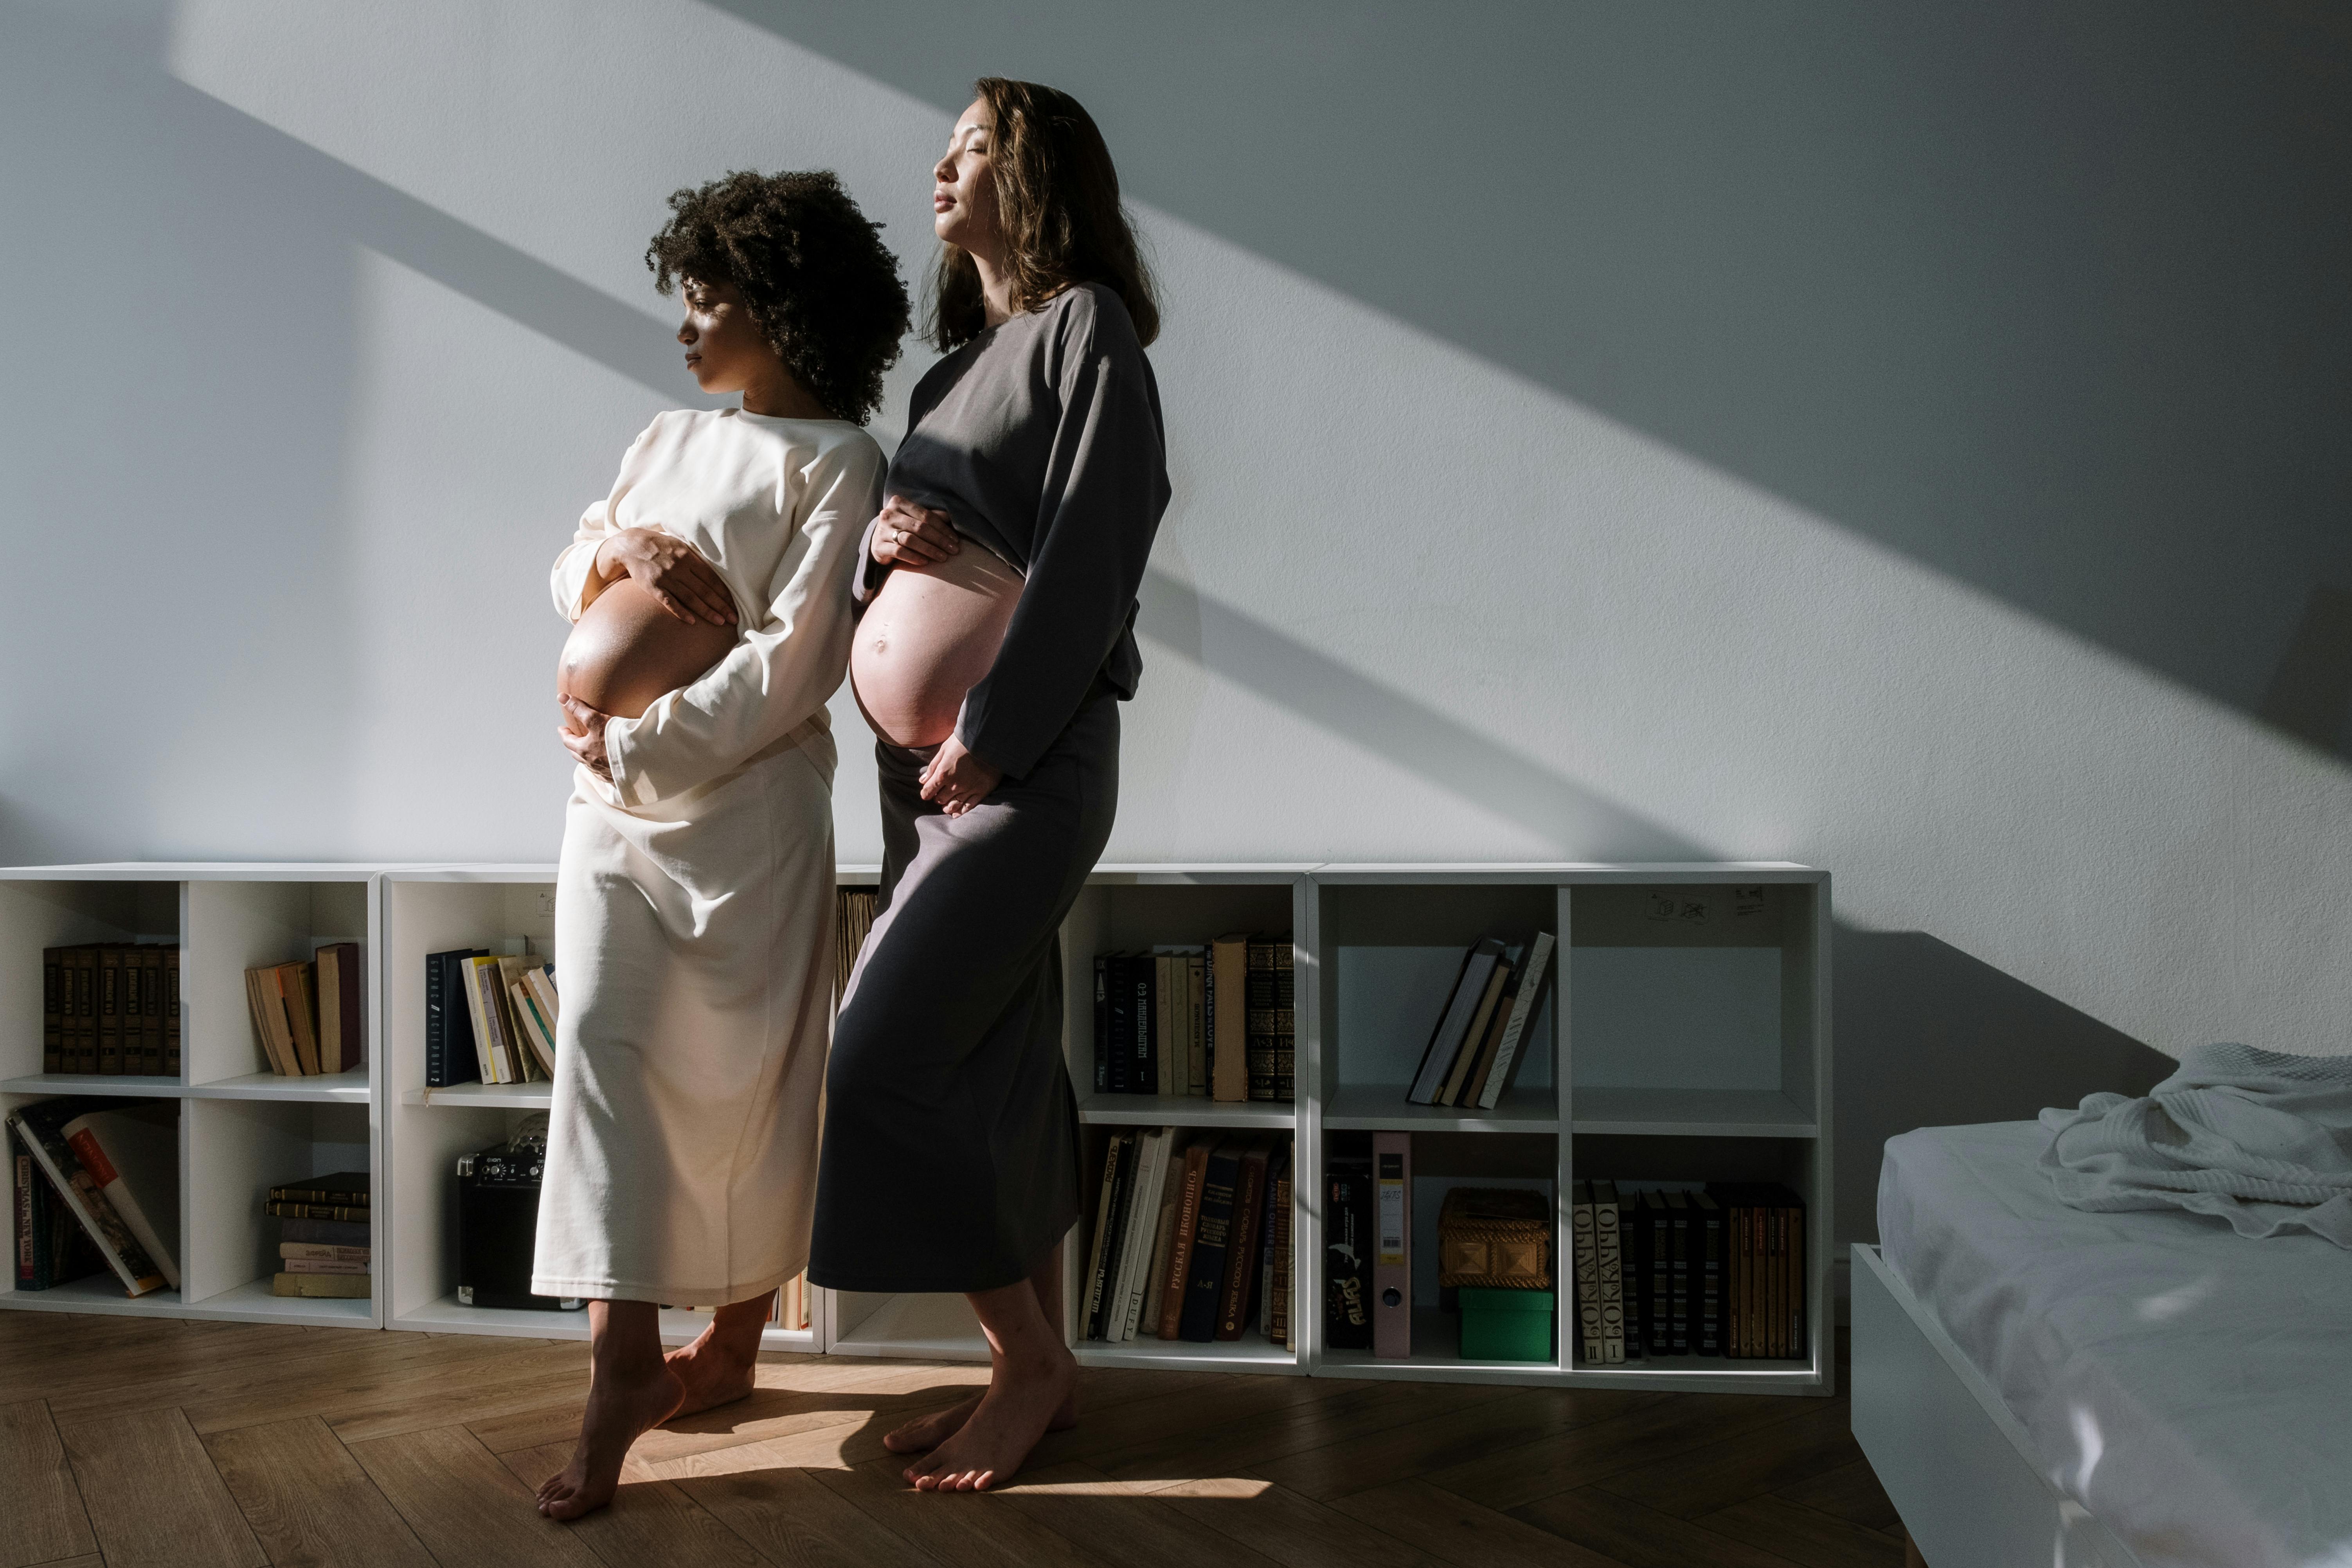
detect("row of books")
[834,889,876,1006]
[424,946,560,1087]
[41,944,180,1076]
[1082,1129,1293,1346]
[1405,931,1554,1109]
[1572,1180,1808,1363]
[7,1097,180,1296]
[243,944,365,1077]
[268,1173,371,1298]
[1092,935,1295,1102]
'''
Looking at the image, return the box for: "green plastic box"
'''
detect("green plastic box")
[1457,1286,1556,1362]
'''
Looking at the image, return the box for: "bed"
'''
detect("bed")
[1852,1120,2352,1568]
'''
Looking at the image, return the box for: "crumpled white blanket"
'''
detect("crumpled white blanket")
[2040,1041,2352,1248]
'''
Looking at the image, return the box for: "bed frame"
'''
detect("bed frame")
[1850,1244,2147,1568]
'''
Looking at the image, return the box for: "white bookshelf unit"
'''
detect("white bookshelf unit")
[0,864,380,1329]
[2,861,1832,1397]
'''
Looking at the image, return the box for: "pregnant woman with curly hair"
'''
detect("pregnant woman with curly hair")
[809,78,1170,1493]
[531,169,908,1521]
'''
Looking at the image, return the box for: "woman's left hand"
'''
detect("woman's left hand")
[920,733,1002,817]
[557,696,614,780]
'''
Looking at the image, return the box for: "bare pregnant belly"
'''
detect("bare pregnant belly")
[850,543,1023,748]
[558,577,738,720]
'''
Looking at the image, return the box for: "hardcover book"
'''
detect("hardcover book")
[1105,953,1135,1094]
[135,947,164,1075]
[97,946,124,1075]
[270,1171,370,1207]
[1209,936,1250,1102]
[425,948,487,1088]
[1092,953,1110,1093]
[164,948,182,1077]
[1476,931,1554,1111]
[61,1104,180,1289]
[41,948,63,1074]
[1593,1177,1626,1364]
[315,942,364,1075]
[1156,1141,1213,1339]
[1694,1191,1723,1356]
[1216,1137,1272,1339]
[1177,1139,1243,1341]
[1572,1180,1601,1362]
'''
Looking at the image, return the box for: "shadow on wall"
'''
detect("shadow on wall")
[0,6,670,865]
[711,0,2352,759]
[1836,927,2174,1245]
[1139,566,2181,1244]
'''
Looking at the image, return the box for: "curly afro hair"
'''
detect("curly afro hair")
[647,170,910,424]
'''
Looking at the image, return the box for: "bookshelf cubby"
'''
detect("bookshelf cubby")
[1069,1117,1300,1374]
[2,860,1830,1398]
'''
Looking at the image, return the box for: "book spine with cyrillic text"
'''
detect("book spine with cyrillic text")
[1177,1141,1242,1342]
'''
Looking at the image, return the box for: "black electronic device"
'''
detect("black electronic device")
[455,1127,580,1311]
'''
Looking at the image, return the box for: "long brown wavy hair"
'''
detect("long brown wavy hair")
[929,78,1160,352]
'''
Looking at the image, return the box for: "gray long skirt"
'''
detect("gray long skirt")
[807,688,1115,1293]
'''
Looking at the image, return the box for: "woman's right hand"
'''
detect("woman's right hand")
[871,495,960,568]
[592,527,738,626]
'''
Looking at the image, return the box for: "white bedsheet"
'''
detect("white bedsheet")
[1880,1121,2352,1568]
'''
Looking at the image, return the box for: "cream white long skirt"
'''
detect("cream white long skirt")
[532,725,836,1307]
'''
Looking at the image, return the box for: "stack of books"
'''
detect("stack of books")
[1081,1128,1294,1348]
[7,1097,180,1296]
[424,947,559,1087]
[1572,1180,1808,1363]
[1403,932,1555,1109]
[267,1171,371,1298]
[245,943,364,1077]
[1092,934,1294,1103]
[41,944,180,1075]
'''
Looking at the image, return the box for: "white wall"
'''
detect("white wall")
[5,0,2349,1246]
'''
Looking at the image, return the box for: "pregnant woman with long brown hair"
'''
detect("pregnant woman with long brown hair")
[530,170,908,1521]
[808,78,1170,1492]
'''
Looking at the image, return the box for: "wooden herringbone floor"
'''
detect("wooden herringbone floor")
[4,1311,1907,1568]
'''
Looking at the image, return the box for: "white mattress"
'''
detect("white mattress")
[1880,1121,2352,1568]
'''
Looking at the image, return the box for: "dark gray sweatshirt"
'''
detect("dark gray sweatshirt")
[858,283,1170,778]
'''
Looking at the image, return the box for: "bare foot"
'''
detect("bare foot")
[535,1358,685,1520]
[882,1380,1080,1455]
[903,1350,1078,1492]
[666,1324,758,1417]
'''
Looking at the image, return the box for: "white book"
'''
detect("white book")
[60,1105,180,1290]
[1110,1129,1168,1341]
[1572,1179,1602,1363]
[1476,931,1556,1111]
[1128,1132,1188,1339]
[1592,1179,1626,1364]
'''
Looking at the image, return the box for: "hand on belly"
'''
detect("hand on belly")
[559,576,738,721]
[851,543,1023,748]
